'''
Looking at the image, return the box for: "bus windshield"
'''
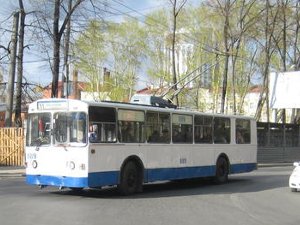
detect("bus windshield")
[54,112,87,145]
[26,112,87,146]
[26,113,51,146]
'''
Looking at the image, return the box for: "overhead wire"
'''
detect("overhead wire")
[110,0,225,56]
[106,0,228,95]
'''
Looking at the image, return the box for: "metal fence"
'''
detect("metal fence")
[257,122,300,163]
[0,128,24,166]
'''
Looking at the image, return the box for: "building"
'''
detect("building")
[42,70,86,99]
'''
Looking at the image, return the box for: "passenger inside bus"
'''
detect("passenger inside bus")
[214,124,228,143]
[120,121,134,142]
[148,130,160,142]
[172,129,183,142]
[160,129,170,143]
[236,130,245,144]
[38,118,45,137]
[89,124,98,142]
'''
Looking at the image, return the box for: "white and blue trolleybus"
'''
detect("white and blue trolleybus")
[25,98,257,194]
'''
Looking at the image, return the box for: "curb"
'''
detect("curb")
[0,173,25,178]
[257,163,292,168]
[0,167,25,177]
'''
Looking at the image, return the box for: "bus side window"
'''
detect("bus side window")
[146,112,171,144]
[89,123,99,142]
[194,116,213,144]
[214,117,230,144]
[103,123,116,142]
[236,119,251,144]
[118,109,145,143]
[88,106,117,143]
[172,114,193,144]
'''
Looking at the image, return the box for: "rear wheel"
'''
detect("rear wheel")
[118,161,142,195]
[214,157,229,184]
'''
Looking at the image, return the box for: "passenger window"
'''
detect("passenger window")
[214,117,231,144]
[172,114,193,143]
[146,112,170,143]
[118,109,145,143]
[236,119,251,144]
[88,106,117,143]
[194,115,213,143]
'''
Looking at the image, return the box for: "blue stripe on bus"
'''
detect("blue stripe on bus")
[26,163,256,188]
[88,171,119,187]
[146,165,215,182]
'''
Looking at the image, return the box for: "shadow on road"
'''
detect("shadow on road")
[49,173,289,199]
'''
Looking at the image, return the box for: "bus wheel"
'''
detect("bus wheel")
[118,161,140,195]
[291,188,297,192]
[214,157,229,184]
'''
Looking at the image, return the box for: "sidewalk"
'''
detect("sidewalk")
[0,166,25,177]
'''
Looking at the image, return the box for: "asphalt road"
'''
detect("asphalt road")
[0,166,299,225]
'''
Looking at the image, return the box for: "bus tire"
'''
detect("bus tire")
[118,161,141,195]
[291,188,297,192]
[214,156,229,184]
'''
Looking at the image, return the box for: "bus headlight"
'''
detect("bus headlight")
[32,160,38,169]
[69,161,75,170]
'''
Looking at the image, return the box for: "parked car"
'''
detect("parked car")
[289,162,300,192]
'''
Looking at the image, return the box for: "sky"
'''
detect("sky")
[0,0,197,89]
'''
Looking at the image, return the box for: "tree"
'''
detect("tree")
[255,0,280,122]
[291,0,300,123]
[169,0,187,106]
[74,20,107,99]
[144,9,171,89]
[15,0,26,127]
[62,0,73,98]
[51,0,84,98]
[107,18,146,101]
[74,18,146,101]
[5,12,19,127]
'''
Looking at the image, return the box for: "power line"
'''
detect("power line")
[110,0,225,56]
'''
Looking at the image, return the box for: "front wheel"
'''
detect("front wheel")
[118,161,142,195]
[214,157,229,184]
[291,188,297,192]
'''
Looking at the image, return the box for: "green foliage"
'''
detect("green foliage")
[74,1,300,118]
[74,17,146,101]
[74,20,107,93]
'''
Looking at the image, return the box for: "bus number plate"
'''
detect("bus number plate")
[27,153,37,160]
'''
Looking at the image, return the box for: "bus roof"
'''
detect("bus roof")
[29,98,255,120]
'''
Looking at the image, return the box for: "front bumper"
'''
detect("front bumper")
[289,174,300,189]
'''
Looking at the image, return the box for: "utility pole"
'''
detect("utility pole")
[5,12,19,127]
[15,0,26,127]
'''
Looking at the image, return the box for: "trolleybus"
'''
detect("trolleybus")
[25,98,257,194]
